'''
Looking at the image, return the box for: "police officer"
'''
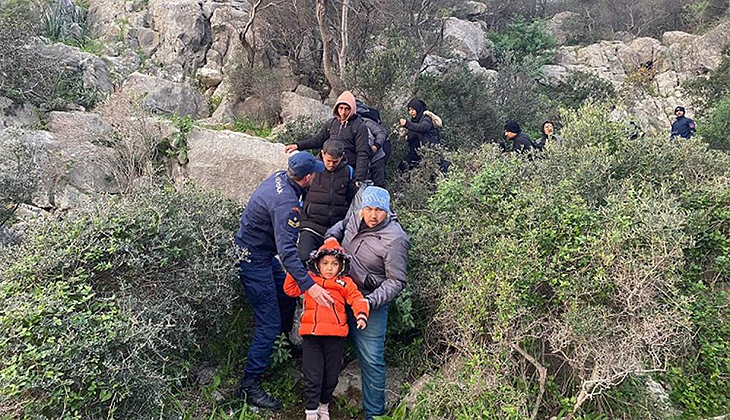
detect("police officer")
[234,152,335,410]
[671,106,696,139]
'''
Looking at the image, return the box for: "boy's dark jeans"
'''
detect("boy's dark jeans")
[302,335,346,410]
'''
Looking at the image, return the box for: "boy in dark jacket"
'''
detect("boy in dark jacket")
[501,120,535,153]
[670,106,696,139]
[284,241,369,420]
[298,139,356,262]
[285,91,371,183]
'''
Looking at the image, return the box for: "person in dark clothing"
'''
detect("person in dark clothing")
[670,106,696,139]
[285,91,371,184]
[298,139,356,263]
[500,120,534,153]
[356,99,389,187]
[397,98,442,171]
[536,120,564,149]
[234,153,335,410]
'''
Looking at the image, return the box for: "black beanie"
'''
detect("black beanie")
[674,106,685,113]
[504,120,521,133]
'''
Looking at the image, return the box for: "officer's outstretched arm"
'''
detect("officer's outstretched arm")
[272,204,315,291]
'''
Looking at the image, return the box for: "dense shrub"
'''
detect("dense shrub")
[0,129,46,227]
[0,183,241,419]
[683,47,730,113]
[271,116,323,146]
[395,102,730,419]
[697,94,730,150]
[415,63,501,149]
[543,71,615,110]
[488,17,556,65]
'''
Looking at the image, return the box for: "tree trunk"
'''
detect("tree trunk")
[316,0,344,93]
[338,0,350,83]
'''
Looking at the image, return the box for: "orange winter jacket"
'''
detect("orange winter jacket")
[284,271,369,337]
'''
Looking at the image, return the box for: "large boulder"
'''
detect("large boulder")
[452,1,491,20]
[118,72,208,118]
[184,127,289,202]
[280,92,331,124]
[37,42,114,94]
[443,17,494,64]
[333,360,406,412]
[546,11,584,45]
[147,0,212,81]
[1,97,39,129]
[618,37,666,72]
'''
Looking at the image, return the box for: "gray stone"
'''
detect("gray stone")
[546,11,584,45]
[421,55,455,75]
[467,61,498,83]
[333,360,406,411]
[184,127,289,203]
[118,72,208,118]
[136,27,159,56]
[540,64,569,86]
[1,97,40,129]
[452,1,490,20]
[654,71,680,97]
[443,17,494,63]
[37,42,114,94]
[294,84,321,101]
[197,67,223,88]
[280,92,330,124]
[662,31,695,47]
[237,96,277,122]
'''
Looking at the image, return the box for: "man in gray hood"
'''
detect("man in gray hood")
[324,186,409,420]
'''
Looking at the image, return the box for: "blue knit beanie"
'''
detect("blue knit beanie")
[361,186,391,213]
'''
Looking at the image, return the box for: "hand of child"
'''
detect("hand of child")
[356,318,367,329]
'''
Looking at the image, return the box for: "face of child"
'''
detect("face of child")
[318,255,341,278]
[544,122,554,135]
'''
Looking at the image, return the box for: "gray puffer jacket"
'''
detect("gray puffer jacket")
[325,212,409,309]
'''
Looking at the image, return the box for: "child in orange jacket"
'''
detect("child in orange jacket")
[284,239,369,420]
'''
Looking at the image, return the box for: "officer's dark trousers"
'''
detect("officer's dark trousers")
[239,254,297,379]
[302,335,345,410]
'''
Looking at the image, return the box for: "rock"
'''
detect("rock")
[540,64,569,86]
[554,46,579,66]
[103,49,142,82]
[662,31,694,47]
[1,97,40,129]
[467,61,498,83]
[575,41,627,83]
[403,374,432,410]
[197,67,223,88]
[147,0,211,81]
[654,70,680,97]
[452,1,490,20]
[37,42,114,93]
[136,27,159,56]
[47,111,111,146]
[421,55,455,75]
[118,72,208,118]
[546,11,584,45]
[184,127,289,203]
[280,92,330,124]
[443,17,494,64]
[332,360,406,411]
[237,96,277,122]
[294,84,321,101]
[618,37,666,72]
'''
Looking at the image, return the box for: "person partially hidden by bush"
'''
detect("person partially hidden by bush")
[324,187,409,420]
[284,240,369,420]
[537,120,564,149]
[500,120,535,153]
[297,139,356,263]
[285,91,371,185]
[671,106,696,139]
[356,98,390,187]
[397,97,443,171]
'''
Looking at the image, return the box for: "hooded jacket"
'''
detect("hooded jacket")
[296,91,371,181]
[537,121,564,149]
[404,98,441,153]
[671,115,696,139]
[324,212,410,310]
[283,243,369,337]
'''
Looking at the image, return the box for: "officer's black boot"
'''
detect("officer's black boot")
[237,377,282,410]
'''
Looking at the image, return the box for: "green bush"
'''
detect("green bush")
[394,101,730,419]
[415,63,500,149]
[697,94,730,150]
[488,17,557,65]
[543,71,615,110]
[271,116,323,146]
[0,183,241,419]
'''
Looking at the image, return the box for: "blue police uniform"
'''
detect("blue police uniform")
[671,115,696,139]
[235,170,316,380]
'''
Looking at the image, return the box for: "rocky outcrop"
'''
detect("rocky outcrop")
[184,127,289,202]
[37,42,114,94]
[280,92,331,124]
[452,1,491,20]
[546,11,584,45]
[1,97,39,129]
[118,72,208,118]
[443,17,495,65]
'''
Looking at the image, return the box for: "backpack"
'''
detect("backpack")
[355,99,381,124]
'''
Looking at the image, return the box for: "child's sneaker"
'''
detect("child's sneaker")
[305,409,318,420]
[317,403,330,420]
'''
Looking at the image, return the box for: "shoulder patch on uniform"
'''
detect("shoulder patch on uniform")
[336,279,346,287]
[287,210,301,228]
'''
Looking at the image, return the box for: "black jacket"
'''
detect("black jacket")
[500,132,535,153]
[296,115,371,181]
[671,116,696,139]
[301,159,356,235]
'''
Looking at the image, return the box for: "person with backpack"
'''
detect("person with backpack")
[670,106,696,139]
[297,139,357,263]
[500,120,535,153]
[397,98,442,171]
[356,99,389,187]
[285,91,371,184]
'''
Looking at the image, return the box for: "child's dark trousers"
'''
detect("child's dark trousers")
[302,335,345,410]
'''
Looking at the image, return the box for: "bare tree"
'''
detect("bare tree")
[316,0,344,92]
